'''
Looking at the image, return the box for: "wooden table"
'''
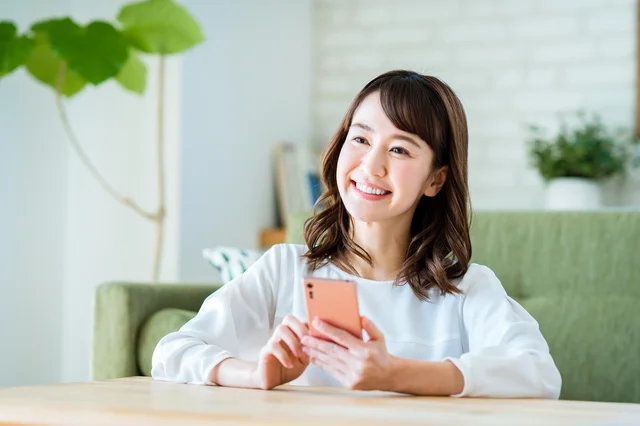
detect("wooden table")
[0,377,638,425]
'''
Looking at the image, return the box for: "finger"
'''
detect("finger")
[266,340,294,369]
[302,336,355,364]
[276,325,305,359]
[281,341,309,366]
[282,315,310,340]
[303,345,347,368]
[307,350,348,376]
[312,318,362,349]
[361,316,384,341]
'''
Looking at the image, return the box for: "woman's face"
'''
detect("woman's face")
[336,91,446,225]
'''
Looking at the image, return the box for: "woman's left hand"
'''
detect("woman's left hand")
[301,316,395,391]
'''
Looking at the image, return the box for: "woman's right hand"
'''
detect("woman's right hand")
[253,315,310,390]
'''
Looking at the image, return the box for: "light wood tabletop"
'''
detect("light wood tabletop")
[0,377,638,426]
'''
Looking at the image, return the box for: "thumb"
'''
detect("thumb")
[361,316,384,341]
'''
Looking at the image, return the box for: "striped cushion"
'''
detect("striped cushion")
[202,247,264,283]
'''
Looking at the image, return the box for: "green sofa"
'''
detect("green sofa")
[93,210,640,403]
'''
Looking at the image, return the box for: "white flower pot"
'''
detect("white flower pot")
[544,178,602,210]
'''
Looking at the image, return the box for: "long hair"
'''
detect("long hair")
[303,70,472,300]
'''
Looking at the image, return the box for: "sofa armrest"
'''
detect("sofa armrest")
[92,281,220,380]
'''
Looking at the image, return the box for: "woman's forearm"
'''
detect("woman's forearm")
[210,356,465,395]
[209,358,258,388]
[386,357,465,396]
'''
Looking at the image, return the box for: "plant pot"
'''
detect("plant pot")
[544,178,602,210]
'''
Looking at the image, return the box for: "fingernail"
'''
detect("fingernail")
[313,318,322,327]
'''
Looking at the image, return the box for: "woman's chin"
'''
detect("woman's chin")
[345,206,386,224]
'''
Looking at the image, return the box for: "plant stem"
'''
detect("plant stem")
[152,55,167,282]
[54,63,156,221]
[55,62,165,282]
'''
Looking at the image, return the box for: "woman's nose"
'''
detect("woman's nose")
[360,148,387,177]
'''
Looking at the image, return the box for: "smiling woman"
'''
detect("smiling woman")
[304,72,470,297]
[151,69,561,400]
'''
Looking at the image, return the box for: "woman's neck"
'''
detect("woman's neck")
[348,220,411,282]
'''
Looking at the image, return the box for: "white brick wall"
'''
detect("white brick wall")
[312,0,638,209]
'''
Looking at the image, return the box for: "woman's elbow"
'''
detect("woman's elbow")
[542,363,562,399]
[150,345,166,380]
[150,334,176,381]
[534,353,562,399]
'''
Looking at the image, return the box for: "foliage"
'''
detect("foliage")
[526,112,640,182]
[0,0,204,95]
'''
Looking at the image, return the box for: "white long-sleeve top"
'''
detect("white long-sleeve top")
[151,244,562,398]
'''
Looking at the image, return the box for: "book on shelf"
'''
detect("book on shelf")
[273,142,324,227]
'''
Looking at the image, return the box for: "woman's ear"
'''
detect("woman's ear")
[424,166,448,197]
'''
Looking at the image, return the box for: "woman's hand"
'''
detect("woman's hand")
[301,316,396,391]
[253,315,310,390]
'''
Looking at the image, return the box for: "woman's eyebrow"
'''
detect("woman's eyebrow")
[350,122,374,132]
[351,122,421,148]
[392,134,421,148]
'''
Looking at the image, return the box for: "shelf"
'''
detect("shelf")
[259,227,286,249]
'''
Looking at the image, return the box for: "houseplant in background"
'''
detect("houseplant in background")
[526,112,639,210]
[0,0,204,281]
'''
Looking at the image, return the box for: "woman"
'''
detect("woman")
[151,70,562,398]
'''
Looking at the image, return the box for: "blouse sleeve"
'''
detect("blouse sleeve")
[446,265,562,399]
[151,245,283,385]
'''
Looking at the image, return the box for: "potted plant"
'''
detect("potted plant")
[0,0,204,280]
[526,112,639,210]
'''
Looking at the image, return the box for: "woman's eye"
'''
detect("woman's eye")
[353,136,368,144]
[391,147,409,155]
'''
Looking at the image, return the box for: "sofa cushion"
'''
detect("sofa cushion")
[521,296,640,403]
[137,308,197,376]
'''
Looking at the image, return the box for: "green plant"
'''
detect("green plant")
[526,112,639,183]
[0,0,204,281]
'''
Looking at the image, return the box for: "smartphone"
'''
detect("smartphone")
[303,276,362,342]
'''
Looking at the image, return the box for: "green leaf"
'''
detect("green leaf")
[31,17,69,34]
[117,0,205,54]
[0,21,35,77]
[525,111,635,181]
[31,18,128,85]
[0,22,13,38]
[25,34,86,97]
[116,48,147,94]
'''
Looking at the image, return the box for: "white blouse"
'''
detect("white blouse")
[151,244,562,398]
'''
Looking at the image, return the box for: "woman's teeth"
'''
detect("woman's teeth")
[355,182,389,195]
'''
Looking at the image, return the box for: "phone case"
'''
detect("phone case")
[303,276,362,341]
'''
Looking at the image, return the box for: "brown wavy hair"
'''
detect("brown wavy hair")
[303,70,472,300]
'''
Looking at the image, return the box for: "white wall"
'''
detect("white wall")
[0,0,69,387]
[179,0,312,283]
[0,0,181,385]
[313,0,639,209]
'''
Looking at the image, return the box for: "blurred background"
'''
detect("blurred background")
[0,0,637,388]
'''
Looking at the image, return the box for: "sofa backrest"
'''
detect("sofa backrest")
[470,211,640,402]
[287,210,640,402]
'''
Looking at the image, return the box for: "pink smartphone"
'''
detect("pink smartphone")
[303,276,362,341]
